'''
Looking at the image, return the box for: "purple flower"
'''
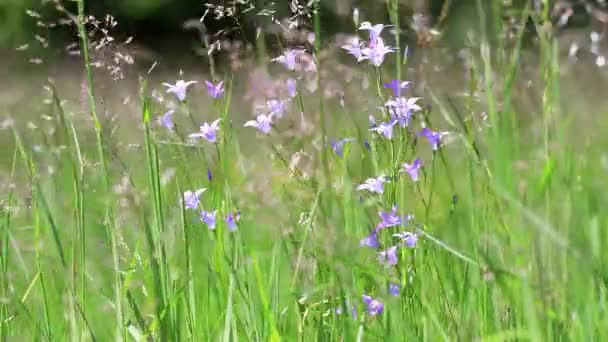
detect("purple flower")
[401,158,423,182]
[418,128,447,150]
[207,169,213,181]
[265,99,289,119]
[341,37,363,60]
[358,22,390,45]
[328,138,355,157]
[360,230,379,248]
[226,211,240,232]
[377,206,402,230]
[357,176,388,194]
[189,119,221,143]
[385,97,422,128]
[200,210,217,230]
[359,37,393,67]
[244,114,273,134]
[159,110,175,130]
[384,80,411,97]
[388,282,400,296]
[394,231,418,248]
[286,78,298,98]
[378,246,399,267]
[362,295,384,316]
[273,49,303,71]
[163,80,197,102]
[205,80,225,99]
[370,120,397,139]
[182,188,206,209]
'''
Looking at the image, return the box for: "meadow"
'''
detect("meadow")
[2,0,608,340]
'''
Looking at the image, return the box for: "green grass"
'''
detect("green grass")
[2,0,608,340]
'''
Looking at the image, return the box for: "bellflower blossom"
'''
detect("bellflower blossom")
[394,231,418,248]
[159,110,174,130]
[265,99,289,119]
[388,282,401,297]
[400,158,423,182]
[244,114,273,134]
[376,206,412,230]
[226,211,240,231]
[286,78,298,98]
[378,246,399,267]
[182,188,206,209]
[328,137,355,157]
[341,37,363,60]
[357,176,388,194]
[418,128,447,150]
[385,97,422,128]
[384,80,411,97]
[200,210,217,230]
[362,295,384,316]
[360,230,379,248]
[370,120,397,139]
[273,49,304,71]
[205,80,224,99]
[358,22,390,45]
[189,119,221,143]
[163,80,197,102]
[360,37,393,67]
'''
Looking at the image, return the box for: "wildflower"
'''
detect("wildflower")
[328,138,355,157]
[384,80,411,97]
[377,206,412,230]
[378,246,399,267]
[200,210,217,230]
[394,231,418,248]
[359,37,393,67]
[265,99,289,119]
[385,97,422,128]
[341,37,363,60]
[163,80,197,102]
[370,120,397,139]
[388,282,400,297]
[207,169,213,181]
[418,128,447,150]
[360,230,379,248]
[189,119,221,143]
[205,80,224,99]
[400,158,423,182]
[244,114,273,134]
[286,78,298,98]
[273,49,304,71]
[159,110,174,130]
[358,22,390,45]
[182,188,206,209]
[357,176,388,194]
[226,211,240,232]
[362,295,384,316]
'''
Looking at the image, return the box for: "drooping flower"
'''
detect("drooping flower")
[341,36,363,60]
[362,295,384,316]
[200,210,217,230]
[163,80,197,102]
[328,138,355,157]
[182,188,206,209]
[244,114,273,134]
[159,110,175,130]
[400,158,423,182]
[357,176,388,194]
[360,230,379,248]
[359,37,393,67]
[273,49,306,71]
[394,231,418,248]
[388,282,400,297]
[378,246,399,267]
[226,211,240,232]
[385,97,422,128]
[418,128,447,150]
[370,120,397,140]
[286,78,298,98]
[189,119,221,143]
[205,80,225,99]
[358,22,390,45]
[384,80,411,97]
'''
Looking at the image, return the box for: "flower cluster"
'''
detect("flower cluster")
[342,22,394,67]
[182,189,240,232]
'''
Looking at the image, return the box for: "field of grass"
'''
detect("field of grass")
[2,1,608,340]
